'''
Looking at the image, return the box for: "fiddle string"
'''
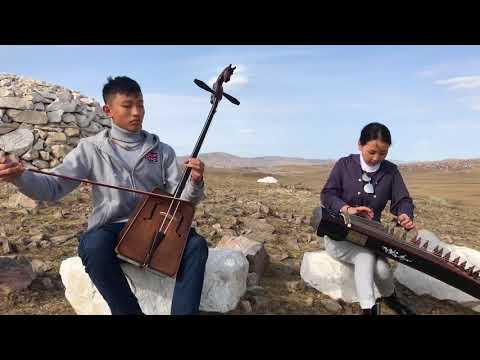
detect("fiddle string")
[160,199,181,235]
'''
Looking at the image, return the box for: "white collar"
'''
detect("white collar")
[359,153,381,173]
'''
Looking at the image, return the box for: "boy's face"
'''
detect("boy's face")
[103,93,145,132]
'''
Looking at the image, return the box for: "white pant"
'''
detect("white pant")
[324,235,395,309]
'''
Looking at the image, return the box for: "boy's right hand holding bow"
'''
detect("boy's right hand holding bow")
[0,151,25,183]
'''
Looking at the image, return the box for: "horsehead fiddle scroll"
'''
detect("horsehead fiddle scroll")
[115,65,240,277]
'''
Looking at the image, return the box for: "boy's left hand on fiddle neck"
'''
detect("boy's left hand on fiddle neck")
[184,158,205,184]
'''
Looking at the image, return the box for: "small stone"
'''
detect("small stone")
[30,234,46,242]
[39,241,50,248]
[31,259,52,273]
[212,223,222,231]
[50,159,61,168]
[47,110,64,123]
[247,272,259,287]
[304,296,314,307]
[50,234,76,245]
[252,296,269,310]
[39,151,50,161]
[45,132,67,145]
[2,239,12,255]
[320,298,343,314]
[62,113,76,123]
[41,277,55,290]
[32,159,50,169]
[271,253,289,262]
[64,127,80,137]
[247,285,265,296]
[240,300,252,313]
[286,280,304,293]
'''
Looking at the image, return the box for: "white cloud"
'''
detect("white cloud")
[207,64,249,90]
[438,120,480,130]
[435,76,480,90]
[239,128,255,134]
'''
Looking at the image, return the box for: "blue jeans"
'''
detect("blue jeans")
[78,223,209,315]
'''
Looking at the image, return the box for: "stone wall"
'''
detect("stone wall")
[0,74,111,169]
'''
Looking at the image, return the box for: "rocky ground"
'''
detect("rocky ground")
[0,167,479,315]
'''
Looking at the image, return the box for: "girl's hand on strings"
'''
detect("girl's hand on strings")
[398,213,415,230]
[341,205,374,220]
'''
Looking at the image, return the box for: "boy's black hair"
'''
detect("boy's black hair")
[359,122,392,146]
[102,76,142,104]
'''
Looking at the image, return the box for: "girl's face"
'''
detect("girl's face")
[358,139,390,167]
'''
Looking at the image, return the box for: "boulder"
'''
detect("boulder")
[59,249,249,315]
[300,251,382,303]
[216,235,270,277]
[0,255,36,295]
[394,229,480,312]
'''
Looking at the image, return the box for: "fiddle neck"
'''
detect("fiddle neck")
[173,97,219,198]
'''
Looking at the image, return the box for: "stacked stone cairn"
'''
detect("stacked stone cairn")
[0,73,111,168]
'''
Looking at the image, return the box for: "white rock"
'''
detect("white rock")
[300,251,381,303]
[60,249,249,315]
[394,229,480,312]
[0,128,34,156]
[257,176,278,184]
[216,235,270,277]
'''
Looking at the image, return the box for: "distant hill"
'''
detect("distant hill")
[178,152,334,169]
[178,152,480,171]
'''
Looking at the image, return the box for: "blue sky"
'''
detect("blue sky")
[1,45,479,161]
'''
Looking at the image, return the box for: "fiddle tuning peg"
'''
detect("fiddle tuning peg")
[422,241,429,251]
[459,261,467,270]
[443,252,451,261]
[452,257,460,265]
[436,248,444,257]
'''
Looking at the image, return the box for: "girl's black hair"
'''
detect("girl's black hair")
[359,122,392,146]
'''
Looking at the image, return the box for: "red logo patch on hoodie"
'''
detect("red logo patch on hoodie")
[145,151,159,163]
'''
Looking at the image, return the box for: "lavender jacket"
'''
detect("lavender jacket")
[320,154,414,222]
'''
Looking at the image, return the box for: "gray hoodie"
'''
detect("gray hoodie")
[14,128,204,231]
